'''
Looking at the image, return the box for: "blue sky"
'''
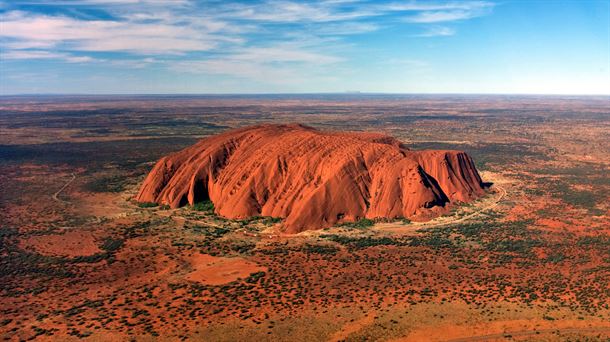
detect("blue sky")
[1,0,608,94]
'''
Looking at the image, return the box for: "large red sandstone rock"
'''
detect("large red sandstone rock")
[136,124,485,233]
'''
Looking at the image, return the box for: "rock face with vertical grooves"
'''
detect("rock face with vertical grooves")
[136,124,485,233]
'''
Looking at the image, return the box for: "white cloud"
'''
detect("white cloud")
[2,39,57,49]
[110,57,156,68]
[65,55,96,63]
[375,1,492,12]
[1,50,66,59]
[0,10,237,54]
[231,46,343,64]
[217,1,370,23]
[174,59,295,81]
[404,7,492,23]
[172,58,341,87]
[7,0,190,6]
[414,26,456,37]
[315,22,380,35]
[217,1,493,23]
[1,49,98,63]
[0,0,496,87]
[0,1,495,60]
[172,43,343,85]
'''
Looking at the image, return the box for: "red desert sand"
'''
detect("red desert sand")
[137,124,485,233]
[19,230,101,257]
[185,253,267,285]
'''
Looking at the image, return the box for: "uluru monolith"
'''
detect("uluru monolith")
[136,124,485,233]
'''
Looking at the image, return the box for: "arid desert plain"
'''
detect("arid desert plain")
[1,94,609,341]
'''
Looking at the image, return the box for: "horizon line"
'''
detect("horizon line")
[1,92,609,97]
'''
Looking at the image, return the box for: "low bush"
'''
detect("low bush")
[192,200,214,212]
[338,218,375,229]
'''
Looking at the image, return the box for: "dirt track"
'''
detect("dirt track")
[52,172,76,203]
[419,185,507,228]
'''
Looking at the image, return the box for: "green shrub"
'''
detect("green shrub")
[322,235,405,249]
[192,200,214,212]
[338,218,375,229]
[302,244,339,255]
[100,238,124,252]
[137,202,158,208]
[246,271,266,283]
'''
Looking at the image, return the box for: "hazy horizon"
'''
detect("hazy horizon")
[2,93,610,97]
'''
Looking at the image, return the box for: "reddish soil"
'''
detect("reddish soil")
[397,318,610,342]
[329,312,376,342]
[185,253,267,285]
[1,96,608,341]
[18,230,101,258]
